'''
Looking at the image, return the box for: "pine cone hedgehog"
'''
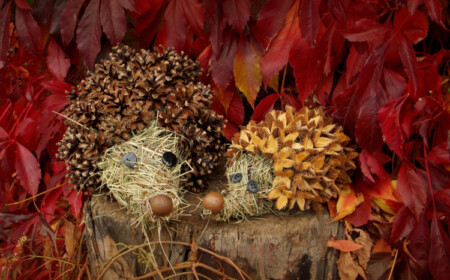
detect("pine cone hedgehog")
[202,105,358,222]
[58,45,226,220]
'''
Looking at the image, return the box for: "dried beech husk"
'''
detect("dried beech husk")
[58,45,225,191]
[226,105,358,214]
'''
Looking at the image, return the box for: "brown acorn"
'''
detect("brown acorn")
[149,194,173,217]
[202,192,225,214]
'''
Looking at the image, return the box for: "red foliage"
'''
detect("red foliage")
[0,0,449,278]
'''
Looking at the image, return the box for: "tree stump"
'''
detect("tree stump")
[85,164,344,280]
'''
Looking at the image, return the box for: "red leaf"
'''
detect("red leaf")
[394,8,428,44]
[327,239,363,252]
[383,68,407,100]
[46,39,70,80]
[255,0,293,40]
[298,0,320,47]
[251,93,280,121]
[135,0,164,34]
[397,165,427,221]
[428,142,450,165]
[345,45,369,85]
[355,93,385,153]
[424,0,443,24]
[359,150,386,183]
[14,0,31,9]
[345,193,372,227]
[233,36,262,108]
[15,8,41,55]
[390,206,416,243]
[0,1,11,61]
[211,31,238,89]
[76,0,101,69]
[214,83,235,112]
[41,187,63,223]
[222,0,251,34]
[227,91,244,125]
[15,142,42,195]
[67,189,84,218]
[377,95,408,157]
[429,215,450,280]
[398,35,418,95]
[344,18,389,43]
[260,0,300,86]
[436,189,450,208]
[164,0,187,51]
[60,0,85,45]
[281,93,302,110]
[179,0,204,36]
[290,38,324,104]
[100,0,127,46]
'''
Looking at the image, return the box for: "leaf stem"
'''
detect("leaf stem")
[280,65,288,93]
[6,183,65,206]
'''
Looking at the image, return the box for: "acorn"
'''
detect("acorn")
[202,192,224,214]
[149,194,173,216]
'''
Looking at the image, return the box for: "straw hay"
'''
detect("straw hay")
[98,120,191,226]
[205,151,275,222]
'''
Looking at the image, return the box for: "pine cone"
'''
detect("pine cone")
[59,45,225,191]
[229,105,358,211]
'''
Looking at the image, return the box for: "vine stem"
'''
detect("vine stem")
[6,183,65,206]
[423,145,436,212]
[95,241,250,280]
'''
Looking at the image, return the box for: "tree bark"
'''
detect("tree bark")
[85,164,343,280]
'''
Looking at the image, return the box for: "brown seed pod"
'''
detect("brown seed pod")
[202,192,225,214]
[149,194,173,217]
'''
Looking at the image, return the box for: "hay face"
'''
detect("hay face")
[98,121,190,224]
[203,151,274,222]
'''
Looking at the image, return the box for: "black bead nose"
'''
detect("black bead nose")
[229,173,243,183]
[121,152,137,168]
[247,180,259,193]
[162,152,177,167]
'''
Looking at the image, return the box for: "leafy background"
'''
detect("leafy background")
[0,0,449,279]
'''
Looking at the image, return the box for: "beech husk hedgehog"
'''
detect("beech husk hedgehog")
[203,105,358,221]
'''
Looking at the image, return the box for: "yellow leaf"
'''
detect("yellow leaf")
[233,37,262,108]
[282,131,299,143]
[294,152,309,164]
[323,124,335,133]
[330,185,364,222]
[245,144,255,153]
[239,131,249,143]
[296,197,306,210]
[250,133,266,148]
[262,135,278,154]
[273,176,291,188]
[277,112,287,128]
[278,147,292,159]
[304,136,314,149]
[274,169,294,178]
[315,137,334,148]
[310,155,324,170]
[268,188,282,200]
[276,195,288,210]
[267,73,279,92]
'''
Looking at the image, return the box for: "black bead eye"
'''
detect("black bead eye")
[247,180,259,193]
[229,173,243,183]
[162,152,177,167]
[121,152,137,168]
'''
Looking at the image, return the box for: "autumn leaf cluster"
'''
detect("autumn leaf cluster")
[0,0,449,279]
